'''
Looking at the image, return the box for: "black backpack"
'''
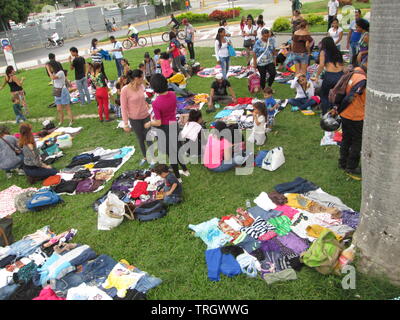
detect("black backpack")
[134,200,167,222]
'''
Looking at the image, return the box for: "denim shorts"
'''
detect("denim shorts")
[54,87,71,105]
[292,52,309,64]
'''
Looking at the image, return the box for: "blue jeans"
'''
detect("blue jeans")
[76,77,91,104]
[115,58,123,78]
[134,268,163,293]
[23,165,58,179]
[219,56,230,80]
[209,161,236,173]
[163,185,182,205]
[320,71,344,114]
[350,41,358,62]
[3,154,24,173]
[168,83,188,97]
[288,97,317,110]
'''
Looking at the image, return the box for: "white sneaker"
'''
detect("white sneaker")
[178,178,183,184]
[179,170,190,177]
[281,99,289,108]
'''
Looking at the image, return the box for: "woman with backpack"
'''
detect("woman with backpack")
[311,37,344,114]
[252,28,277,90]
[19,123,58,184]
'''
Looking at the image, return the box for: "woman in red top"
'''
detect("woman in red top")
[91,63,110,122]
[168,32,188,77]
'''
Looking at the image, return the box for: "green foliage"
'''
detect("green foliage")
[0,0,34,24]
[305,14,324,26]
[272,17,291,32]
[176,12,209,23]
[224,7,243,12]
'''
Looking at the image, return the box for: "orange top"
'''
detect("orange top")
[340,68,367,121]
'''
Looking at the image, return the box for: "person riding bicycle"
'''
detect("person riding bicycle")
[167,14,180,31]
[127,23,139,43]
[51,32,60,46]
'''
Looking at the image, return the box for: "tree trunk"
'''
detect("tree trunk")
[353,0,400,286]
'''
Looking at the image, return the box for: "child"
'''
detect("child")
[12,96,26,124]
[167,67,193,97]
[248,101,267,146]
[286,74,317,111]
[154,164,183,205]
[153,48,162,73]
[180,109,205,157]
[179,43,187,66]
[159,52,173,79]
[264,87,280,130]
[143,52,156,83]
[112,75,126,118]
[276,41,291,71]
[138,63,150,86]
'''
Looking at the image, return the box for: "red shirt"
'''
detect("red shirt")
[153,91,177,125]
[170,41,181,58]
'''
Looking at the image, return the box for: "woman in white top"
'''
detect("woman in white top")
[46,60,73,126]
[256,19,267,40]
[242,18,257,65]
[286,74,319,111]
[248,101,267,146]
[327,18,343,51]
[220,19,231,40]
[215,27,232,80]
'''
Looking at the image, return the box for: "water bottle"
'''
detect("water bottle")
[245,199,251,208]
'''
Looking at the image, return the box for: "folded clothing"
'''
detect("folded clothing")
[93,158,122,169]
[275,177,318,194]
[52,179,79,194]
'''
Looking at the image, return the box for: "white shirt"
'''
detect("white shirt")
[112,41,123,59]
[253,115,266,134]
[243,25,256,41]
[328,0,339,16]
[328,27,343,44]
[215,39,229,60]
[128,25,138,33]
[290,77,315,99]
[256,26,267,40]
[53,70,66,89]
[51,33,59,42]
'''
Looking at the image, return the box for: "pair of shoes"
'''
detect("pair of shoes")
[291,106,299,112]
[99,119,104,122]
[280,99,289,108]
[206,107,216,114]
[345,167,361,175]
[177,178,183,184]
[179,170,190,177]
[139,159,148,167]
[105,119,112,122]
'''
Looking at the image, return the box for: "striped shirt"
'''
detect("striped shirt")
[90,47,102,63]
[240,216,276,240]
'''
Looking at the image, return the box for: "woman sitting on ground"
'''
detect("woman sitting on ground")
[286,73,319,111]
[0,125,24,179]
[19,123,58,184]
[203,121,249,173]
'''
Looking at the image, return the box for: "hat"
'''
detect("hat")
[215,74,223,80]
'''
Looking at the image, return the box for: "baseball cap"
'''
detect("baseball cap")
[215,74,223,80]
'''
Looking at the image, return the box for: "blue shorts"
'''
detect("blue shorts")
[292,52,309,64]
[54,87,71,105]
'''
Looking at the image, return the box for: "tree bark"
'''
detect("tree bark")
[353,0,400,286]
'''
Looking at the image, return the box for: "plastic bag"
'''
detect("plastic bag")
[97,193,126,231]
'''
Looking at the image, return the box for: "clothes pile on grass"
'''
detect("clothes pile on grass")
[188,177,360,284]
[321,130,343,146]
[42,146,135,195]
[0,226,161,300]
[197,65,247,79]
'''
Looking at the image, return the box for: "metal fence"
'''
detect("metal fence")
[0,6,156,52]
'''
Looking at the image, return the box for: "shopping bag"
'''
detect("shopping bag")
[261,147,285,171]
[97,193,133,231]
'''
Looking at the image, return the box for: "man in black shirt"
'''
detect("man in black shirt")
[207,74,237,113]
[69,47,91,105]
[167,14,180,31]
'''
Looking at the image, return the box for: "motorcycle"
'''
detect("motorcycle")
[45,37,64,49]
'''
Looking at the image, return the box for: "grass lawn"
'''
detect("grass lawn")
[100,9,263,42]
[0,46,398,300]
[301,0,371,15]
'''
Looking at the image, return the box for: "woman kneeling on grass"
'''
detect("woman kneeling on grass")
[203,121,250,173]
[19,123,58,184]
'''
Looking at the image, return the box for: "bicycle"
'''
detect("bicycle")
[162,26,186,42]
[122,36,148,49]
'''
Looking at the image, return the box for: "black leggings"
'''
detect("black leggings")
[257,63,277,89]
[186,41,195,60]
[129,117,152,158]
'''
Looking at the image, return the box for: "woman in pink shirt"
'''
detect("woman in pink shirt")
[144,74,189,181]
[159,52,173,79]
[203,121,249,172]
[120,69,152,166]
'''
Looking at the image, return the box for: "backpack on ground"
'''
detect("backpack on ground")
[26,189,63,212]
[0,217,14,246]
[328,68,365,108]
[248,72,261,93]
[134,200,167,222]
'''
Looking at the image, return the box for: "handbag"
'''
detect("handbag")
[228,44,236,57]
[261,147,285,171]
[0,136,21,155]
[243,39,254,48]
[53,87,62,97]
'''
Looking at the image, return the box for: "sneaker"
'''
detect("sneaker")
[346,167,361,175]
[179,170,190,177]
[206,107,216,114]
[6,172,12,179]
[215,103,221,109]
[281,99,289,108]
[291,106,299,112]
[139,159,148,167]
[177,178,183,184]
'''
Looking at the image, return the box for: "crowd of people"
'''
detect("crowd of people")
[1,4,370,186]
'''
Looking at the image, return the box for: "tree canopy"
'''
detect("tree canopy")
[0,0,34,24]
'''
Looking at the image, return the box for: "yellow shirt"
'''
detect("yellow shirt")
[167,73,186,86]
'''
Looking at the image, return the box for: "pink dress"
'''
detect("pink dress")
[160,58,173,78]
